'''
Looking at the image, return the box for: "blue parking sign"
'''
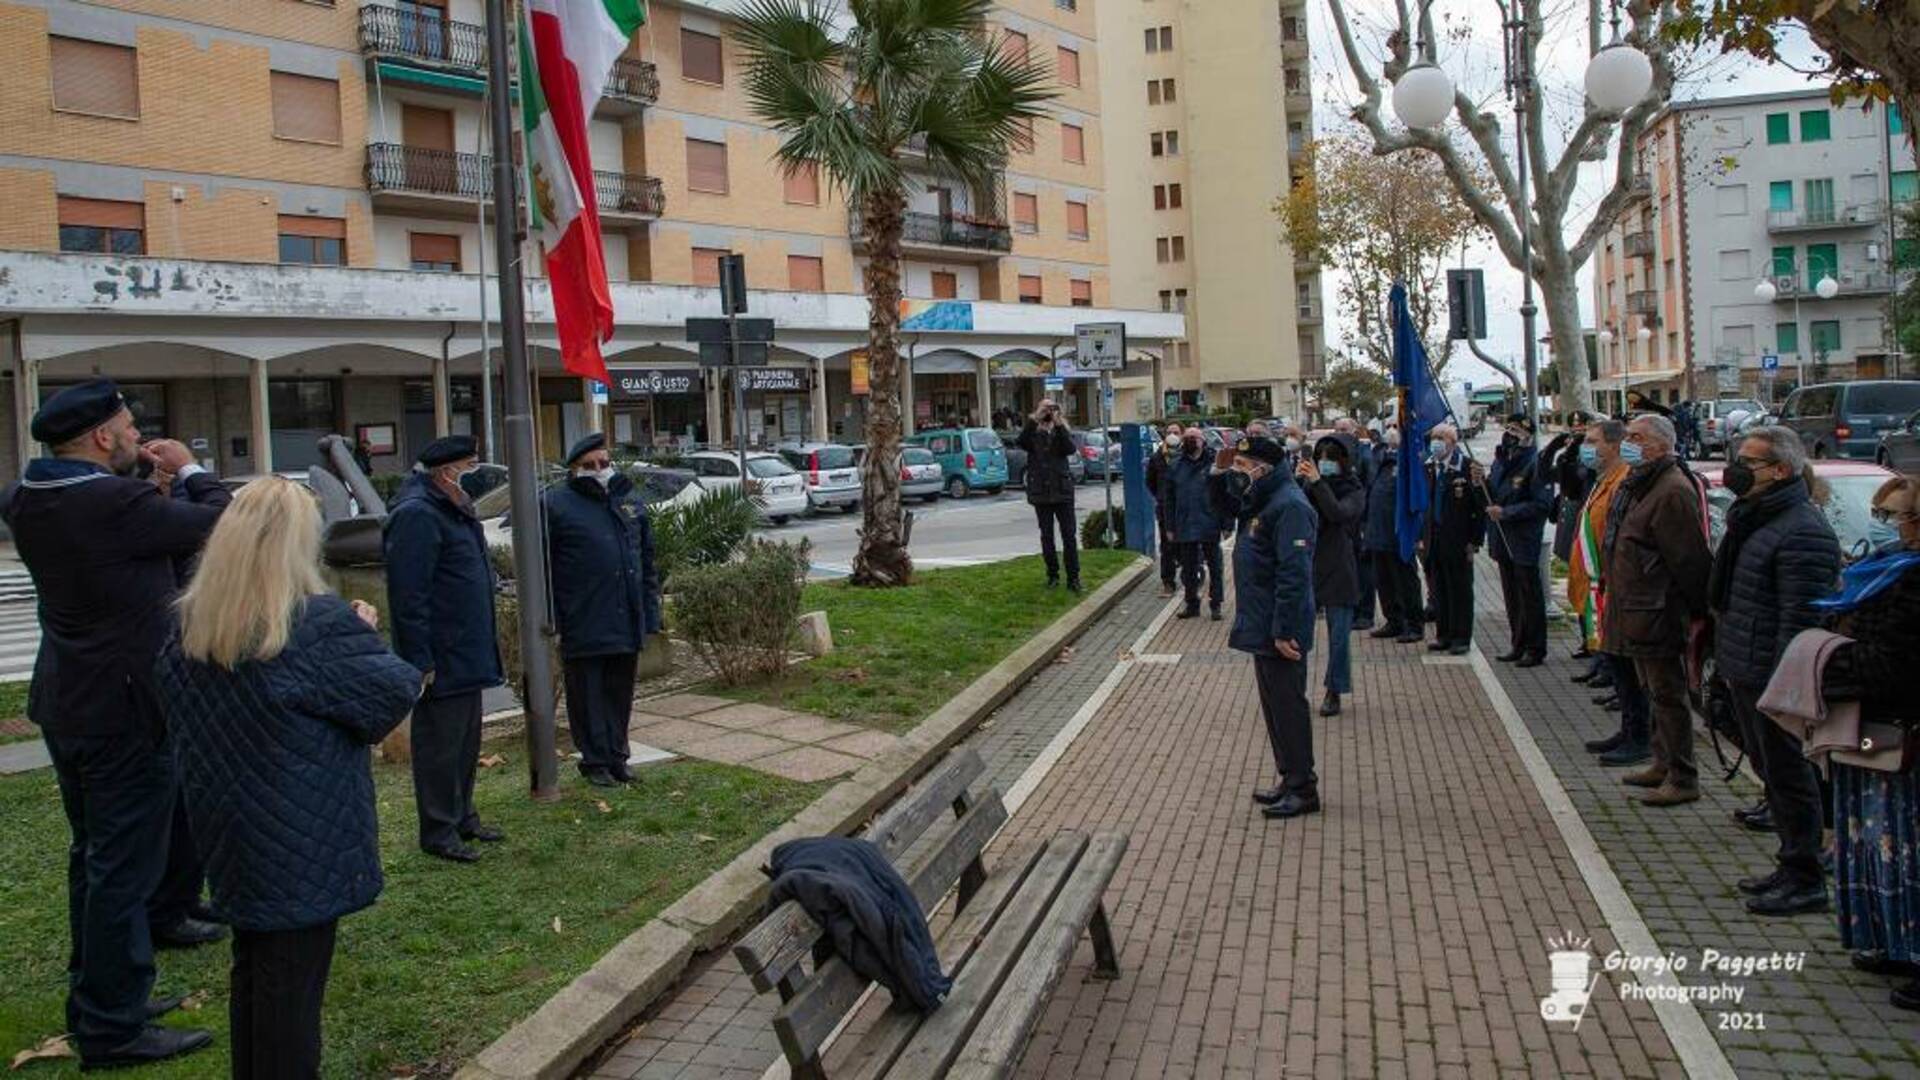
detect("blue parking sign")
[1760,354,1779,372]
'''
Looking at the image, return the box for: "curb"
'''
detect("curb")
[457,554,1152,1080]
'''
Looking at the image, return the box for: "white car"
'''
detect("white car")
[476,464,711,549]
[685,451,810,524]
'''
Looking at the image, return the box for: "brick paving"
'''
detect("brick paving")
[1471,558,1920,1080]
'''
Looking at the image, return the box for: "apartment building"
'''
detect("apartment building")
[1593,88,1914,411]
[1095,0,1323,420]
[0,0,1181,478]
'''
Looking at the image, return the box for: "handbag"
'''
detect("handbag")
[1830,721,1918,774]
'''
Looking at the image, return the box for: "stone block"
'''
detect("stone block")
[796,610,833,656]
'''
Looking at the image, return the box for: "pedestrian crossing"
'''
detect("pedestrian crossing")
[0,570,39,681]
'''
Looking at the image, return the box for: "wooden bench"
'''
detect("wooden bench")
[733,748,1129,1080]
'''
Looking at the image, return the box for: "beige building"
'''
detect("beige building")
[1095,0,1323,420]
[0,0,1181,478]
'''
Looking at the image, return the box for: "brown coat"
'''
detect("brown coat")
[1600,457,1712,658]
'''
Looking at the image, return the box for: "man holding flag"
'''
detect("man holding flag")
[1389,284,1480,655]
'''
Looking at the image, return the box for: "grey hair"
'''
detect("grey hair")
[1629,414,1676,450]
[1740,424,1807,474]
[1590,419,1626,446]
[1431,423,1458,442]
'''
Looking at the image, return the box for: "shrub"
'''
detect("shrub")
[1081,506,1123,550]
[670,539,811,686]
[652,485,758,584]
[495,591,564,710]
[369,472,407,505]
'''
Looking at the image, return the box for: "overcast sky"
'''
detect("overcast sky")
[1302,0,1830,392]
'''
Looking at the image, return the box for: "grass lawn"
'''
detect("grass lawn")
[0,682,32,744]
[0,738,821,1078]
[719,550,1141,732]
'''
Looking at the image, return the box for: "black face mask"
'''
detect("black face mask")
[1723,460,1757,498]
[1500,433,1523,450]
[1223,468,1254,510]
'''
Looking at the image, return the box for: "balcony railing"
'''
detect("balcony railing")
[1762,271,1895,299]
[1626,288,1660,316]
[1299,350,1325,379]
[1623,229,1654,258]
[367,144,663,220]
[852,209,1012,253]
[1766,201,1884,232]
[1296,299,1322,324]
[1625,172,1652,202]
[359,4,487,75]
[603,57,660,108]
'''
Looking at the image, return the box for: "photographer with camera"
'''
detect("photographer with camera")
[1018,398,1081,593]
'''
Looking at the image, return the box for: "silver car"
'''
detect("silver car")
[899,445,943,503]
[776,441,862,513]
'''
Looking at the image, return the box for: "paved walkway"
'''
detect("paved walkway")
[630,694,904,783]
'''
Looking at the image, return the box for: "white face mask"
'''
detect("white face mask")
[588,466,615,487]
[1165,435,1181,449]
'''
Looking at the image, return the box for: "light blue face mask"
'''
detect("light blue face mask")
[1620,442,1646,466]
[1578,443,1600,469]
[1318,459,1342,477]
[1868,518,1902,552]
[1428,439,1447,460]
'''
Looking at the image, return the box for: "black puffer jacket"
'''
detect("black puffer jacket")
[1708,477,1840,688]
[1018,420,1076,507]
[1304,434,1365,607]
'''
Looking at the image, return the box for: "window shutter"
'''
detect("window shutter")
[681,29,723,84]
[279,214,347,239]
[50,37,139,117]
[58,196,144,230]
[1066,200,1088,238]
[1171,236,1186,261]
[1153,185,1166,210]
[787,255,825,291]
[271,72,343,143]
[931,271,958,299]
[1005,30,1028,62]
[1018,275,1043,302]
[692,247,727,286]
[782,163,819,205]
[1061,123,1084,163]
[1013,192,1038,231]
[686,138,729,194]
[410,232,461,267]
[1057,47,1079,86]
[1070,279,1092,306]
[1148,81,1161,105]
[1169,183,1182,208]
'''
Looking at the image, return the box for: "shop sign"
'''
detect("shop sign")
[739,367,808,393]
[989,355,1052,380]
[851,351,870,396]
[609,369,701,399]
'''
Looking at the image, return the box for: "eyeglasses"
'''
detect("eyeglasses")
[1871,507,1918,524]
[1733,456,1775,469]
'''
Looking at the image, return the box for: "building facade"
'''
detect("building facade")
[1593,88,1914,411]
[0,0,1182,479]
[1094,0,1322,420]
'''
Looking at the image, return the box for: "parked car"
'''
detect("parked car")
[1778,380,1920,461]
[1001,431,1085,487]
[685,450,810,524]
[477,463,709,548]
[899,446,944,503]
[775,441,861,513]
[1876,408,1920,472]
[1692,398,1766,459]
[1194,426,1244,453]
[1070,429,1119,481]
[906,427,1009,498]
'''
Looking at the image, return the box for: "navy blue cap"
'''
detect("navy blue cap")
[564,432,607,466]
[31,378,125,445]
[417,435,478,468]
[1236,436,1287,465]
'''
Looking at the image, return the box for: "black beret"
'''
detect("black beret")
[1236,436,1288,465]
[564,432,607,466]
[1504,412,1535,432]
[31,378,125,445]
[417,434,478,468]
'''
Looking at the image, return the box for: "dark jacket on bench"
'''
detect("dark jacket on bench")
[768,837,952,1011]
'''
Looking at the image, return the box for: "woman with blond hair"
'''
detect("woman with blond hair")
[155,477,422,1078]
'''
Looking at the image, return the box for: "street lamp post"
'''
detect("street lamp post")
[1755,268,1838,394]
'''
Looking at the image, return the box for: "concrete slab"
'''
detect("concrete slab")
[626,719,730,752]
[749,745,864,783]
[818,729,902,760]
[679,731,789,765]
[757,714,860,745]
[638,692,735,717]
[693,702,799,732]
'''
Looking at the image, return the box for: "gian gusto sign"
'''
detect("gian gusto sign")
[609,369,701,399]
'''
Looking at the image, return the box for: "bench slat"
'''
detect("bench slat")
[734,750,987,993]
[878,832,1093,1080]
[772,792,1011,1067]
[941,832,1130,1080]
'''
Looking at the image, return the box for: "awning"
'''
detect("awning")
[1626,368,1685,386]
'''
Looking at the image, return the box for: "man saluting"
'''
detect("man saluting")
[2,379,229,1069]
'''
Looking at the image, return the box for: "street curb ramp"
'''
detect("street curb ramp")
[457,554,1151,1080]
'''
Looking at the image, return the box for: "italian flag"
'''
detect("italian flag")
[519,0,646,385]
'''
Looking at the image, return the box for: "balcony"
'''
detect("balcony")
[1626,289,1660,318]
[1762,270,1896,299]
[1284,85,1313,116]
[1298,350,1325,379]
[359,4,487,86]
[1282,37,1309,61]
[1622,229,1654,258]
[599,57,660,116]
[849,209,1011,261]
[1624,171,1652,204]
[366,143,664,223]
[1766,201,1885,233]
[1296,298,1322,325]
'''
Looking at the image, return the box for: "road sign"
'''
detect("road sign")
[1045,376,1066,392]
[1447,268,1488,340]
[718,253,748,315]
[699,341,768,368]
[1075,321,1127,372]
[1760,353,1780,372]
[588,379,609,405]
[685,317,775,344]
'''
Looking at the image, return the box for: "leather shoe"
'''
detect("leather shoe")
[1732,797,1768,825]
[1637,783,1701,807]
[610,764,635,784]
[1746,880,1828,916]
[1427,641,1451,652]
[1262,792,1321,819]
[425,842,480,864]
[1447,644,1470,656]
[1852,950,1920,978]
[1175,603,1200,620]
[1737,868,1787,896]
[1592,691,1618,705]
[1352,619,1374,631]
[583,767,620,788]
[144,995,184,1019]
[1395,632,1425,644]
[1587,674,1616,690]
[1621,765,1668,788]
[1571,670,1597,684]
[461,822,505,842]
[1597,739,1651,767]
[1894,980,1920,1013]
[1584,730,1625,753]
[1250,786,1285,806]
[1369,624,1403,639]
[1738,805,1776,833]
[1601,699,1623,713]
[1320,691,1342,717]
[152,917,226,950]
[1208,604,1221,622]
[1515,653,1545,669]
[1495,649,1525,662]
[80,1025,213,1071]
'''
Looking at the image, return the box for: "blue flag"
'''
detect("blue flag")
[1392,282,1449,564]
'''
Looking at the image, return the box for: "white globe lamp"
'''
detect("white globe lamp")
[1815,275,1839,300]
[1598,329,1616,346]
[1392,62,1456,130]
[1636,326,1652,343]
[1585,42,1654,113]
[1754,278,1778,302]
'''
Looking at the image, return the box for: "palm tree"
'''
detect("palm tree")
[734,0,1053,586]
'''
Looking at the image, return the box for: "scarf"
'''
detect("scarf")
[1807,549,1920,614]
[1707,477,1808,615]
[1567,461,1627,647]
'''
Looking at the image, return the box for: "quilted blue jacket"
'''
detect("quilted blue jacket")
[155,595,422,932]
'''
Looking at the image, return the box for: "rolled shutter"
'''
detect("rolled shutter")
[686,139,729,194]
[271,72,342,143]
[50,37,139,117]
[58,196,145,229]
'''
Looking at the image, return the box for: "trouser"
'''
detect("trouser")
[1495,556,1547,656]
[1608,653,1650,742]
[1730,681,1823,885]
[230,920,337,1080]
[1178,540,1224,608]
[1371,550,1423,632]
[44,729,173,1054]
[1430,546,1474,646]
[1322,606,1353,693]
[410,691,484,851]
[1033,503,1079,584]
[1354,548,1376,624]
[565,652,640,773]
[1157,522,1177,588]
[1633,655,1697,790]
[147,787,203,930]
[1420,549,1438,621]
[1253,652,1315,794]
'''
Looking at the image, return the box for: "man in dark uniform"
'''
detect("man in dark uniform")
[1485,413,1554,667]
[1223,437,1321,820]
[544,434,661,788]
[2,379,227,1069]
[1423,423,1485,656]
[385,435,506,863]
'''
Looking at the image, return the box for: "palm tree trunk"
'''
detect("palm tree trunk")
[850,187,914,586]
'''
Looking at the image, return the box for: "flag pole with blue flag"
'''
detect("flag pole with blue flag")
[1391,282,1449,565]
